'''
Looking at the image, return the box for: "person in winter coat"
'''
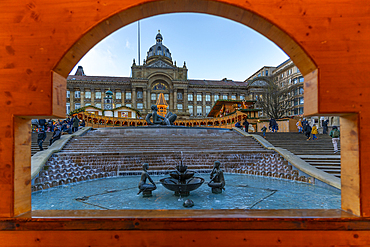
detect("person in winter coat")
[72,116,80,132]
[329,126,340,153]
[49,127,61,146]
[243,119,250,132]
[37,128,46,151]
[261,125,267,138]
[311,124,318,140]
[305,124,312,140]
[296,119,303,133]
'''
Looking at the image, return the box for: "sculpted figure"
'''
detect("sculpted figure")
[145,105,177,126]
[138,163,157,196]
[208,161,225,193]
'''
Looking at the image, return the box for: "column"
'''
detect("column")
[169,89,174,111]
[202,93,206,116]
[70,89,75,111]
[101,88,105,107]
[91,88,95,106]
[184,90,188,113]
[132,87,136,108]
[80,89,85,107]
[121,89,125,106]
[143,90,147,109]
[174,89,177,111]
[211,92,215,106]
[147,89,151,110]
[193,91,197,117]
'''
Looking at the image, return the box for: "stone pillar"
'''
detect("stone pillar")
[91,88,95,106]
[80,89,84,107]
[70,89,75,111]
[121,90,126,106]
[147,89,151,110]
[169,89,174,111]
[211,92,215,106]
[101,89,105,107]
[193,92,197,117]
[174,89,177,110]
[143,90,147,109]
[132,87,136,108]
[202,93,206,116]
[184,90,188,113]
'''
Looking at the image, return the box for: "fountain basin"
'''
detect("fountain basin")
[160,177,204,196]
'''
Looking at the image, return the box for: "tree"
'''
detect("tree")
[257,81,292,119]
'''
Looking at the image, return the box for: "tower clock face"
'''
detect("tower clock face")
[105,104,112,109]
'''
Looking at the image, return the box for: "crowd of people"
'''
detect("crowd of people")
[34,115,86,151]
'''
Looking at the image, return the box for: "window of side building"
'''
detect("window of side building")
[96,91,101,99]
[151,93,156,100]
[75,90,80,98]
[223,94,228,100]
[115,104,121,108]
[197,94,202,102]
[177,104,183,111]
[197,106,202,116]
[206,94,210,102]
[116,92,121,100]
[214,94,219,101]
[85,91,91,99]
[75,103,81,109]
[66,103,70,114]
[231,95,236,100]
[240,95,244,100]
[95,103,101,108]
[137,103,143,109]
[66,90,70,98]
[188,105,193,116]
[188,94,193,101]
[126,104,131,108]
[206,106,211,115]
[126,92,131,100]
[164,94,169,101]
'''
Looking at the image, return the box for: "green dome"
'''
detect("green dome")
[105,90,113,96]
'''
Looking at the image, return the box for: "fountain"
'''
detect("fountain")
[160,161,204,196]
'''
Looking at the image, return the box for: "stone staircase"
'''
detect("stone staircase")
[33,128,317,192]
[254,132,341,178]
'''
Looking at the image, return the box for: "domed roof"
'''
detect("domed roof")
[146,31,172,61]
[105,90,113,96]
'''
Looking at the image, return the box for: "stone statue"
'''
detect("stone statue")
[208,161,225,194]
[146,105,177,126]
[138,163,157,197]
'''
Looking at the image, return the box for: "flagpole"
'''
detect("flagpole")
[138,21,141,66]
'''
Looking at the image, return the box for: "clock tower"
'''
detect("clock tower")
[104,89,113,110]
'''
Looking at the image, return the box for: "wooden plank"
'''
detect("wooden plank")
[13,117,31,216]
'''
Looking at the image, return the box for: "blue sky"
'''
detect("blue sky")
[70,13,288,81]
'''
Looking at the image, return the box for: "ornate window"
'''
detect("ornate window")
[74,91,80,98]
[206,106,211,114]
[66,103,70,114]
[164,94,169,101]
[240,95,244,100]
[95,103,101,108]
[85,91,91,99]
[197,94,202,101]
[177,92,183,100]
[115,104,121,108]
[66,90,70,98]
[197,106,202,116]
[223,94,228,100]
[95,91,101,99]
[214,94,219,101]
[151,93,156,100]
[137,103,143,109]
[231,95,236,100]
[137,91,143,99]
[177,104,183,111]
